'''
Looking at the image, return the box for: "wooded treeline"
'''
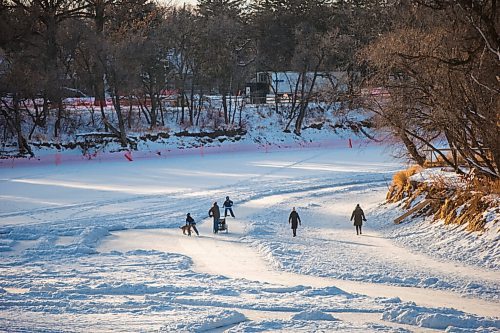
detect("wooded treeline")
[0,0,498,177]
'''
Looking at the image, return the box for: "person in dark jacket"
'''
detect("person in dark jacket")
[350,204,366,235]
[288,207,301,237]
[223,196,235,218]
[208,202,220,234]
[186,213,199,236]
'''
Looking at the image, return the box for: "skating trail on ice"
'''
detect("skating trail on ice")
[100,194,499,319]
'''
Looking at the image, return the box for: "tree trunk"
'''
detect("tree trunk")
[189,83,195,125]
[232,94,238,125]
[196,89,204,126]
[54,101,63,138]
[128,98,133,129]
[293,73,308,135]
[294,103,307,135]
[112,91,128,147]
[180,90,185,124]
[399,129,426,167]
[228,93,232,124]
[42,96,49,127]
[93,1,107,129]
[46,14,63,139]
[14,100,32,156]
[99,101,107,132]
[238,98,244,127]
[150,94,157,129]
[1,97,33,156]
[294,67,321,135]
[284,73,302,132]
[26,99,42,140]
[137,97,151,124]
[222,91,228,125]
[159,97,165,126]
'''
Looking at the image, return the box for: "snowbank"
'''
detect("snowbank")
[377,167,499,271]
[291,309,338,321]
[382,303,500,331]
[159,309,247,332]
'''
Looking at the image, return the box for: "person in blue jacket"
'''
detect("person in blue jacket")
[223,196,235,218]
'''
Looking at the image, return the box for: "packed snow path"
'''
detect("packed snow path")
[100,196,499,319]
[1,146,499,332]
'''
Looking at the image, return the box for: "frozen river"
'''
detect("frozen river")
[1,146,498,332]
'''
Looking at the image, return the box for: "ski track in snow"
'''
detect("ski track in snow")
[0,147,499,332]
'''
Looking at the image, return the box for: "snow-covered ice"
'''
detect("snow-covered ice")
[0,144,498,332]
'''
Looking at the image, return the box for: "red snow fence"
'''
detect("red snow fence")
[1,138,378,169]
[55,153,62,166]
[124,151,133,161]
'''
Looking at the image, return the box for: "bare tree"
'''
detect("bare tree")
[7,0,92,137]
[197,0,248,125]
[362,3,499,177]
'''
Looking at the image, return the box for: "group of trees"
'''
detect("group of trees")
[361,0,499,178]
[0,0,388,152]
[0,0,498,178]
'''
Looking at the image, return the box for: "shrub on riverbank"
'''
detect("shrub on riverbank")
[387,167,499,232]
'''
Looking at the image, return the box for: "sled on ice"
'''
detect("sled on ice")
[217,218,228,233]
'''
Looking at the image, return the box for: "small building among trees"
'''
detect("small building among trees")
[246,71,349,104]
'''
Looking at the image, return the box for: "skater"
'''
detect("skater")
[208,202,220,234]
[350,204,366,235]
[288,207,301,237]
[186,213,199,236]
[223,196,235,218]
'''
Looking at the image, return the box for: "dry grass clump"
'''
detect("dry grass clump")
[387,165,422,202]
[469,177,500,195]
[428,173,462,191]
[393,170,409,188]
[458,195,489,232]
[435,191,490,232]
[388,168,498,232]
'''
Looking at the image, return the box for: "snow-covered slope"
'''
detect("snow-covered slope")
[4,103,367,161]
